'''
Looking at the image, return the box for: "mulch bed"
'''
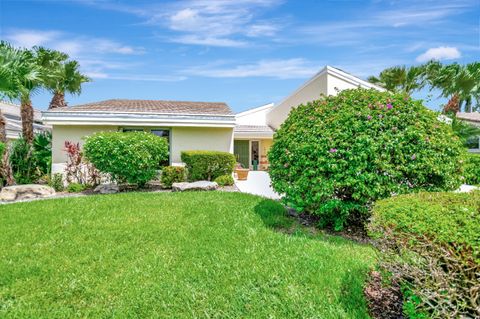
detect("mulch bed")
[364,271,404,319]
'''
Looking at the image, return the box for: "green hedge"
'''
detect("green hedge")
[161,166,186,188]
[181,151,236,181]
[369,191,480,317]
[84,132,169,187]
[268,88,464,229]
[463,153,480,185]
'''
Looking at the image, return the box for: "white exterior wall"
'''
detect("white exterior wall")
[266,72,328,129]
[236,103,273,126]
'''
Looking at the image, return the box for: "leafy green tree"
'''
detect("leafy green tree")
[367,65,425,95]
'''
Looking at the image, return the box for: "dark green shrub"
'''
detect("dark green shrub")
[48,173,64,192]
[369,191,480,318]
[0,142,4,158]
[66,182,86,193]
[181,151,236,181]
[9,133,52,184]
[463,153,480,185]
[161,166,186,188]
[84,132,169,187]
[214,174,234,186]
[268,88,464,229]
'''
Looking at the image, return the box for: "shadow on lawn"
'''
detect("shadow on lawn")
[254,198,373,317]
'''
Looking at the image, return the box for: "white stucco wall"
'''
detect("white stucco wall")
[236,103,273,126]
[266,72,328,129]
[170,127,234,164]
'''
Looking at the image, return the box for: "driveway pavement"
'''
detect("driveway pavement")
[234,171,281,200]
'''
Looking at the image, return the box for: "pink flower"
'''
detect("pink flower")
[329,148,337,153]
[386,103,393,110]
[367,115,372,120]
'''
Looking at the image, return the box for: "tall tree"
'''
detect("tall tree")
[367,65,426,95]
[425,61,480,113]
[0,42,42,144]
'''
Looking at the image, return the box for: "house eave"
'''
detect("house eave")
[42,111,236,128]
[234,131,274,139]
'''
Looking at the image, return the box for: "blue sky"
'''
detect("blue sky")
[1,0,479,112]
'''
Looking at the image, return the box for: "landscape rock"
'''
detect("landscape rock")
[456,184,480,193]
[94,183,119,194]
[172,181,218,192]
[0,184,55,202]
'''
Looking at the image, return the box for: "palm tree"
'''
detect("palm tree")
[48,60,90,109]
[33,47,90,109]
[424,61,480,113]
[0,42,42,144]
[368,65,426,95]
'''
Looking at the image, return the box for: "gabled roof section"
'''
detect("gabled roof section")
[236,103,274,117]
[49,99,233,116]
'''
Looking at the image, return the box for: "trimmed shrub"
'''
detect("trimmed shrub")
[48,173,64,192]
[66,182,86,193]
[161,166,186,188]
[84,132,169,187]
[268,88,464,229]
[368,191,480,318]
[463,153,480,185]
[181,151,236,181]
[214,174,234,186]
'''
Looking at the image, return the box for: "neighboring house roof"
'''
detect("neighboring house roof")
[42,99,236,128]
[457,112,480,124]
[53,99,233,116]
[0,101,51,139]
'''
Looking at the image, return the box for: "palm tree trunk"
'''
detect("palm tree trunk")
[0,110,15,185]
[443,94,460,114]
[21,97,34,144]
[49,91,67,109]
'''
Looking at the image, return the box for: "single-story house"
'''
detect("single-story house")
[42,66,383,174]
[1,100,51,140]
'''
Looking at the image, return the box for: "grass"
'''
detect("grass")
[0,192,375,318]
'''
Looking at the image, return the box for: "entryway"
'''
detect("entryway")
[233,139,261,170]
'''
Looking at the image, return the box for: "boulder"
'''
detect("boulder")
[172,181,218,192]
[94,184,119,194]
[0,184,55,202]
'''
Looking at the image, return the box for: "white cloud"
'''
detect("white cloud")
[7,30,60,48]
[171,35,248,47]
[416,46,461,62]
[182,58,319,79]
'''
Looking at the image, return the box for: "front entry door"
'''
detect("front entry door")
[234,140,249,168]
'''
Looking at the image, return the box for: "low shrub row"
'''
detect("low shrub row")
[83,132,169,187]
[368,191,480,318]
[463,153,480,185]
[181,150,236,181]
[214,174,234,186]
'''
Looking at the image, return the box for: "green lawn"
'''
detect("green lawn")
[0,192,375,318]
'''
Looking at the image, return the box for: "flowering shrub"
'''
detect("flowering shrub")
[84,132,169,187]
[268,88,464,229]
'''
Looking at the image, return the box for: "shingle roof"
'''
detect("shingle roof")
[51,99,233,116]
[457,112,480,123]
[234,125,275,133]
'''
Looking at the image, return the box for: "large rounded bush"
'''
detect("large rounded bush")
[268,89,464,229]
[84,132,169,187]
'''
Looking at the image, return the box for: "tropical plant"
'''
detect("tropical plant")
[268,89,464,229]
[0,41,42,144]
[48,173,64,192]
[63,141,100,186]
[34,47,90,109]
[450,117,480,148]
[84,132,169,187]
[424,61,480,113]
[367,65,426,95]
